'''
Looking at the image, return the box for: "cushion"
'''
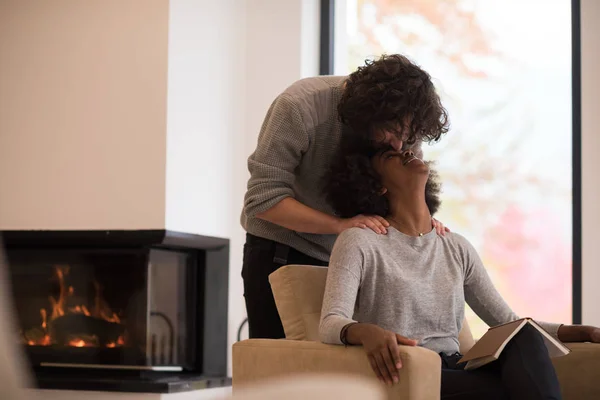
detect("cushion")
[269,265,327,341]
[269,264,476,348]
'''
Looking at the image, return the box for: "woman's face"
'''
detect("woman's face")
[371,148,429,195]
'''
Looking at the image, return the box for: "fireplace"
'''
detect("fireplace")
[2,230,229,393]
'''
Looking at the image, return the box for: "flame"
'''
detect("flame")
[49,266,69,319]
[69,339,87,348]
[40,309,47,330]
[25,265,125,348]
[40,335,51,346]
[68,305,91,316]
[101,312,121,324]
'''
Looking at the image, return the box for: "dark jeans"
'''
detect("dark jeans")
[441,324,562,400]
[242,233,328,339]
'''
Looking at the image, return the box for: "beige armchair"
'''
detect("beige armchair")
[233,265,600,399]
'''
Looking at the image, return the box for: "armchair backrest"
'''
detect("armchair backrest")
[269,264,476,352]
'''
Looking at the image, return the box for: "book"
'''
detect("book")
[458,318,570,370]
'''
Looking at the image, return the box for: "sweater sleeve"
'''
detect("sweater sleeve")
[243,94,310,218]
[319,229,364,345]
[458,234,561,339]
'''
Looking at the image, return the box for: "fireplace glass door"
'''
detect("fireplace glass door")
[8,248,196,371]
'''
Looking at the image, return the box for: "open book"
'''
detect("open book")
[458,318,570,370]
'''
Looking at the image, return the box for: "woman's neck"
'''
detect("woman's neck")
[386,194,432,236]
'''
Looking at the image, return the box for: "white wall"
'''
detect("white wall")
[581,0,600,326]
[165,0,246,240]
[226,0,321,371]
[0,0,320,377]
[0,0,169,230]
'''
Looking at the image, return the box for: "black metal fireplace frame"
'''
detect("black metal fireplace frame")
[2,229,230,393]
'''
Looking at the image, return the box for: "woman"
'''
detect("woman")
[241,54,450,339]
[319,135,600,399]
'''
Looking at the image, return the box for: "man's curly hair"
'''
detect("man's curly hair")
[324,133,442,218]
[338,54,449,145]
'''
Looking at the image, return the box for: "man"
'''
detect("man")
[241,54,450,339]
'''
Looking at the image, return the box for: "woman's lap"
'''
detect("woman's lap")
[440,324,561,400]
[442,368,507,400]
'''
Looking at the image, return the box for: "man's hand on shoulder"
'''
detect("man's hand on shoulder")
[337,214,390,235]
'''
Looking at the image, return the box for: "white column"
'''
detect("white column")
[0,0,170,230]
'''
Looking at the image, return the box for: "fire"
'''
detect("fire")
[69,305,91,317]
[23,265,125,348]
[106,335,125,348]
[70,339,86,348]
[40,309,47,329]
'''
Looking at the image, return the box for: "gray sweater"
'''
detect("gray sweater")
[319,227,561,355]
[241,76,422,262]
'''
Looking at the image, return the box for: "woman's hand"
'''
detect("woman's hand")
[558,324,600,343]
[346,323,417,386]
[590,327,600,342]
[432,218,450,236]
[338,215,390,235]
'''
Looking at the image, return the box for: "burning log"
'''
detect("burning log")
[49,314,125,347]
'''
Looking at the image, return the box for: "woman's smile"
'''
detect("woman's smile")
[402,155,420,166]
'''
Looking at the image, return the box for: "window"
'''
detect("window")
[330,0,577,337]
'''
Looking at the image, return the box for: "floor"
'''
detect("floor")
[26,386,232,400]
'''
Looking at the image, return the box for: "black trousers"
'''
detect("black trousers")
[242,233,328,339]
[441,324,562,400]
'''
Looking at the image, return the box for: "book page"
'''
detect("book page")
[528,320,570,357]
[459,318,570,369]
[459,319,527,363]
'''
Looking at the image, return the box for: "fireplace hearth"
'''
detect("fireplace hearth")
[2,230,230,393]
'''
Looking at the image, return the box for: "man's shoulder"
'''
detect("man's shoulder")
[276,76,346,131]
[282,76,346,99]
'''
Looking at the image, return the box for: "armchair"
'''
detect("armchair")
[233,265,600,399]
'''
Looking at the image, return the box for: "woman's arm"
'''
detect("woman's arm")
[319,230,417,386]
[557,325,596,342]
[459,234,562,337]
[319,231,363,343]
[460,234,600,342]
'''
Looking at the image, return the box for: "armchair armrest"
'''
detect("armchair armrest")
[233,339,441,400]
[553,343,600,400]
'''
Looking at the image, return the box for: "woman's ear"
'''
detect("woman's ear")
[378,187,388,196]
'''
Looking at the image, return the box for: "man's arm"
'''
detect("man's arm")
[243,93,308,220]
[257,198,389,235]
[244,93,388,234]
[257,197,343,234]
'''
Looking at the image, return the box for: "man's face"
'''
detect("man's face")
[371,118,411,152]
[379,130,404,151]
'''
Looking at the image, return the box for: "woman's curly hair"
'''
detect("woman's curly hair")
[338,54,449,145]
[324,133,442,218]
